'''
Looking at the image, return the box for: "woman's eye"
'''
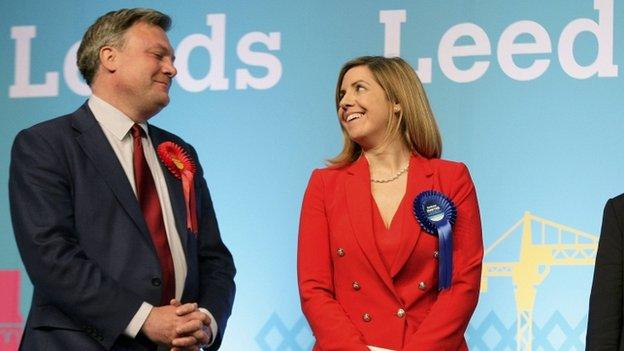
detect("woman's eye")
[356,85,365,92]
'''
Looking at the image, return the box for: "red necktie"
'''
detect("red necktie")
[131,124,175,306]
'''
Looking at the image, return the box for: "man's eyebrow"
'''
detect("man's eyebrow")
[151,43,176,61]
[150,43,173,54]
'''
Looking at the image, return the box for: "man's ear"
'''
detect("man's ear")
[99,45,118,73]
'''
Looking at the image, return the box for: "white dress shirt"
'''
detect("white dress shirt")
[88,95,217,344]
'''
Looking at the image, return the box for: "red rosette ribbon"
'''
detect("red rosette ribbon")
[157,141,198,234]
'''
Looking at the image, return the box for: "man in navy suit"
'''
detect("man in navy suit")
[9,8,235,350]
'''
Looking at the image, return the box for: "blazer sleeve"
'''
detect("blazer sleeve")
[586,198,623,350]
[9,128,144,349]
[403,163,483,350]
[190,145,236,351]
[297,170,370,351]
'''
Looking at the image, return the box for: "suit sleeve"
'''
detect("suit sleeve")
[190,146,236,351]
[403,163,483,350]
[9,128,144,348]
[297,170,370,351]
[586,198,623,350]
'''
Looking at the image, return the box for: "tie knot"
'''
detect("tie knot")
[131,124,145,140]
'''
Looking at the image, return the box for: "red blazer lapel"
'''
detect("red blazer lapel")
[344,156,399,298]
[390,154,434,277]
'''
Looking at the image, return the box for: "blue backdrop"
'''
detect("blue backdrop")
[1,1,622,350]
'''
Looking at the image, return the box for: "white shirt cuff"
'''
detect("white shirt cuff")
[199,307,218,346]
[124,302,153,337]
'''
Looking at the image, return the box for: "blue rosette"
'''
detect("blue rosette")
[413,190,457,290]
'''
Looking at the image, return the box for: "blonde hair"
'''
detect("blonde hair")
[77,8,171,85]
[328,56,442,166]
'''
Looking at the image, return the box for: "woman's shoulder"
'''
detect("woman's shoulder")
[421,157,472,185]
[421,156,468,173]
[316,163,350,172]
[428,156,463,167]
[308,164,349,181]
[304,161,359,194]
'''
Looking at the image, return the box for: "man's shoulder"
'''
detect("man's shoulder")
[148,124,195,151]
[19,104,88,138]
[148,124,184,141]
[608,193,624,212]
[147,124,204,174]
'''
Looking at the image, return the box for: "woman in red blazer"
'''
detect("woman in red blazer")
[297,56,483,351]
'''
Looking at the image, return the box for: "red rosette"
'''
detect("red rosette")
[157,141,198,234]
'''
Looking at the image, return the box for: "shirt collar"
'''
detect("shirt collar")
[88,94,148,140]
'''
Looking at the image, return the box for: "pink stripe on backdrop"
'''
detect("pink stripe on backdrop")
[0,270,22,351]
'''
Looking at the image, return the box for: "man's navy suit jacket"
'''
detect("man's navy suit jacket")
[587,194,624,350]
[9,103,236,350]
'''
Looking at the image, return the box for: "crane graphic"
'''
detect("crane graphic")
[480,212,598,351]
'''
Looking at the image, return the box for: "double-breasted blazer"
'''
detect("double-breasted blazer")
[9,103,236,350]
[297,154,483,351]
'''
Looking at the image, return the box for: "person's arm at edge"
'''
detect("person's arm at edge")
[587,198,623,350]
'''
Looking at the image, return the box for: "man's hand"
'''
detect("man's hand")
[170,299,213,350]
[141,300,210,347]
[140,303,182,345]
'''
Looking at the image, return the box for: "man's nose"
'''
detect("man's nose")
[163,58,177,78]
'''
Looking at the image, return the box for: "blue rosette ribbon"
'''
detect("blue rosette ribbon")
[413,190,457,290]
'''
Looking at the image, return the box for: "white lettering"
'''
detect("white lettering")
[558,0,617,79]
[175,14,229,92]
[379,10,406,57]
[498,21,551,81]
[235,32,282,90]
[438,23,491,83]
[63,41,90,96]
[9,26,59,98]
[414,59,432,84]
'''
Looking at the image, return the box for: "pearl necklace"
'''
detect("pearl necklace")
[371,163,409,183]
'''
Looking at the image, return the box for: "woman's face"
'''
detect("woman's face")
[338,65,394,149]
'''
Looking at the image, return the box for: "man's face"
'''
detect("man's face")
[113,22,176,120]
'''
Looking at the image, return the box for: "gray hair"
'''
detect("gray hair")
[77,8,171,85]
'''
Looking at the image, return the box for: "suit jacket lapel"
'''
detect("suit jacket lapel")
[71,103,152,242]
[148,127,189,254]
[344,156,399,299]
[390,155,434,277]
